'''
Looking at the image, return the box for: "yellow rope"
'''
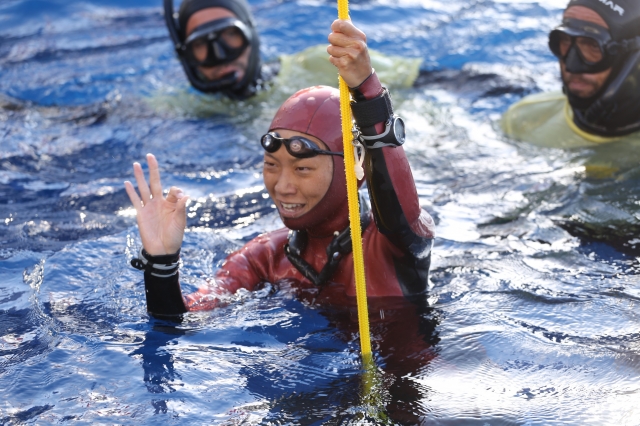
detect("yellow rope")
[337,0,372,361]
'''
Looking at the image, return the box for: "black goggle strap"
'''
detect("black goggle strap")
[549,19,640,58]
[550,20,609,54]
[302,144,344,157]
[607,36,640,56]
[131,247,180,278]
[559,19,611,42]
[284,194,371,286]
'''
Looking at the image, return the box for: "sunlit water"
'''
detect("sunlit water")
[1,0,639,424]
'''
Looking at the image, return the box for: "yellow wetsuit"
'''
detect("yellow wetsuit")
[277,44,420,95]
[501,91,640,178]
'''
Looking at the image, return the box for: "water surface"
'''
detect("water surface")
[1,0,639,424]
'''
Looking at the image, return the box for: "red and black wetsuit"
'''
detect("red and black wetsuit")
[141,75,435,317]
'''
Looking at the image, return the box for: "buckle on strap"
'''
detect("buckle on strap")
[608,36,640,55]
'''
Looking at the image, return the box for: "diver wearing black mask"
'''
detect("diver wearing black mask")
[163,0,433,103]
[502,0,640,145]
[164,0,270,100]
[549,0,640,137]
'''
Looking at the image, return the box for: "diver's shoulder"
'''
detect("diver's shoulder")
[508,90,566,110]
[232,228,289,260]
[279,44,420,89]
[501,90,566,139]
[245,228,289,245]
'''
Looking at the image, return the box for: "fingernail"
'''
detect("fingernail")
[176,191,184,199]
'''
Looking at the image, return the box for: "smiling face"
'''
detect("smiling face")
[560,6,612,98]
[263,129,334,220]
[185,7,251,83]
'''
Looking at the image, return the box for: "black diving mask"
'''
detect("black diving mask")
[549,19,617,73]
[182,18,251,67]
[261,132,343,159]
[549,18,640,74]
[163,0,263,97]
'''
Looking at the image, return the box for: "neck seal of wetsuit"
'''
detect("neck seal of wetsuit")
[284,194,371,286]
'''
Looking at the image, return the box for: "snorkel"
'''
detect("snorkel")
[556,0,640,136]
[163,0,263,99]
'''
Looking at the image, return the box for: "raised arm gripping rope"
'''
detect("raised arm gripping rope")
[337,0,372,361]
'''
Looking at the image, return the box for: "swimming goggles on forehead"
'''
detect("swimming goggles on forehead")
[549,18,640,74]
[261,132,344,159]
[182,18,251,67]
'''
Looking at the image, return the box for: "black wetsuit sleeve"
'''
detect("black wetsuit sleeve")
[351,74,435,296]
[364,149,430,244]
[364,148,434,296]
[143,273,188,318]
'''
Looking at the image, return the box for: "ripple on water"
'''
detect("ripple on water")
[2,0,640,423]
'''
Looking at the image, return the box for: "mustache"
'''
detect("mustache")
[563,73,598,86]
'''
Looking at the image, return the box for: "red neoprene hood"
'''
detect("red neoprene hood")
[268,86,356,236]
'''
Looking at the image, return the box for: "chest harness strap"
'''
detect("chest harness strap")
[284,195,371,286]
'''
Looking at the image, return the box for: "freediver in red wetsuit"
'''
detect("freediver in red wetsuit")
[124,19,436,317]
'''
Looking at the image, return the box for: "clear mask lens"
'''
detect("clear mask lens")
[548,19,614,74]
[184,18,250,68]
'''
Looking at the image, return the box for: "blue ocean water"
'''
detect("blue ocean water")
[1,0,639,424]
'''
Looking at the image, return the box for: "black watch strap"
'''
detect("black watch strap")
[131,248,180,278]
[350,87,394,130]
